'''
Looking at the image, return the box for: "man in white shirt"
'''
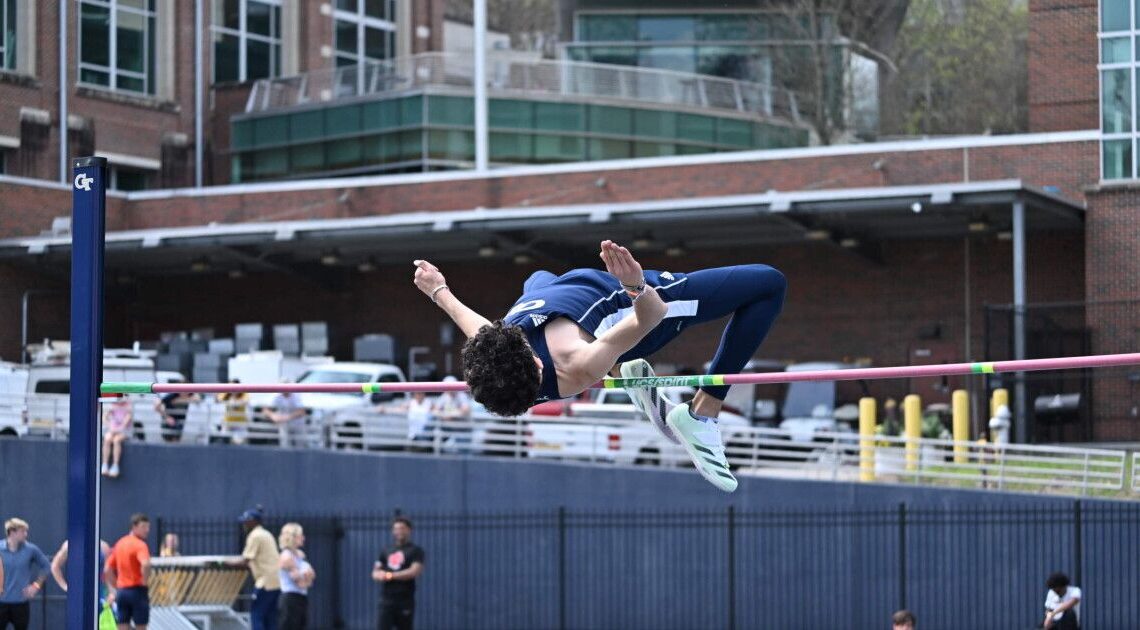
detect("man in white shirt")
[1043,572,1081,630]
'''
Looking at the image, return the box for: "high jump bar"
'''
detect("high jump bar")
[102,352,1140,395]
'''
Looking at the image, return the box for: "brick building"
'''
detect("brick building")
[0,0,1137,441]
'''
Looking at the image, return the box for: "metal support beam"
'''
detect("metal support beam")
[1012,199,1028,443]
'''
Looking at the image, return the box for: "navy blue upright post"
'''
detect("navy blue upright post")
[68,156,106,630]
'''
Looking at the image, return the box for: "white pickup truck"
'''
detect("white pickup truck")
[525,387,751,466]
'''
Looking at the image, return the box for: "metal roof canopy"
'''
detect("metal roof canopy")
[0,179,1084,274]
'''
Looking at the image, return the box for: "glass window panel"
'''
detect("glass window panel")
[490,132,532,161]
[638,47,697,74]
[396,130,422,162]
[490,100,534,128]
[589,106,632,136]
[638,16,695,42]
[634,109,677,138]
[428,96,473,126]
[247,38,271,79]
[717,118,752,146]
[326,104,362,135]
[428,130,473,160]
[365,0,386,19]
[579,15,636,42]
[81,67,110,86]
[1103,139,1132,179]
[588,138,632,160]
[289,110,325,142]
[254,115,289,145]
[112,169,148,191]
[336,0,358,12]
[697,15,752,41]
[534,102,584,131]
[116,10,146,73]
[289,143,325,172]
[232,119,254,149]
[336,20,357,54]
[633,141,675,157]
[116,74,144,92]
[214,0,240,30]
[254,148,288,176]
[362,100,398,130]
[1102,0,1128,30]
[81,3,111,66]
[401,95,423,125]
[365,26,388,60]
[677,113,716,142]
[328,138,362,166]
[247,1,273,36]
[214,31,240,82]
[582,46,636,66]
[534,135,584,161]
[1102,68,1131,133]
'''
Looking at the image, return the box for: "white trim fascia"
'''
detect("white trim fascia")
[96,151,161,171]
[1,178,1084,252]
[126,130,1100,202]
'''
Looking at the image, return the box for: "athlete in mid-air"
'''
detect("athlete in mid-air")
[413,240,786,491]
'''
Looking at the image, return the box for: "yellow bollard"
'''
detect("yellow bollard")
[859,397,876,482]
[904,394,921,472]
[991,388,1009,419]
[952,390,969,464]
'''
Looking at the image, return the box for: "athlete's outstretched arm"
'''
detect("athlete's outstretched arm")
[564,241,667,380]
[413,259,492,338]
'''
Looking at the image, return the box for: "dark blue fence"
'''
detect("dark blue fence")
[119,502,1136,630]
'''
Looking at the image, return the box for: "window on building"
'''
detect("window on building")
[333,0,396,68]
[1099,0,1136,179]
[78,0,156,94]
[0,0,16,71]
[109,167,149,191]
[212,0,282,83]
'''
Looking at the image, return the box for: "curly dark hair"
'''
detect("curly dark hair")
[461,320,541,417]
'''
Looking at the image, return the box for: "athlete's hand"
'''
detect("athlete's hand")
[599,240,644,287]
[413,259,448,299]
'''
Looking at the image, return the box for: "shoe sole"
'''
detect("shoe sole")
[665,411,738,493]
[620,361,678,444]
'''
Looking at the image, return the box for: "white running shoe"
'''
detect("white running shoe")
[620,359,678,444]
[665,403,737,492]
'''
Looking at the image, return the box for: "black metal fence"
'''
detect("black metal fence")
[75,502,1132,630]
[984,300,1140,442]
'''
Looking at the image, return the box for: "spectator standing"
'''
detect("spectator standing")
[104,513,152,630]
[1043,572,1081,630]
[0,518,50,630]
[229,507,281,630]
[432,376,471,451]
[277,523,315,630]
[217,381,250,445]
[372,517,424,630]
[49,538,113,594]
[159,534,180,558]
[101,397,133,477]
[154,392,199,443]
[267,390,307,448]
[891,609,916,630]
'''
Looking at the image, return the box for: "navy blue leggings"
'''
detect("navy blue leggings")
[618,264,786,400]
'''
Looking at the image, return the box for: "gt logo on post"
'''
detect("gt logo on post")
[74,174,94,191]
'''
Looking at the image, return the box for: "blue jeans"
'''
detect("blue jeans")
[251,588,280,630]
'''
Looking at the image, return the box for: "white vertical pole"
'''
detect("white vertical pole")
[59,1,68,182]
[195,0,204,187]
[473,0,488,171]
[1012,199,1028,443]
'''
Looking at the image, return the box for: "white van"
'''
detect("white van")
[0,346,181,438]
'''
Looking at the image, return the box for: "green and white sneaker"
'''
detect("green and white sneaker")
[665,403,738,492]
[620,359,678,444]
